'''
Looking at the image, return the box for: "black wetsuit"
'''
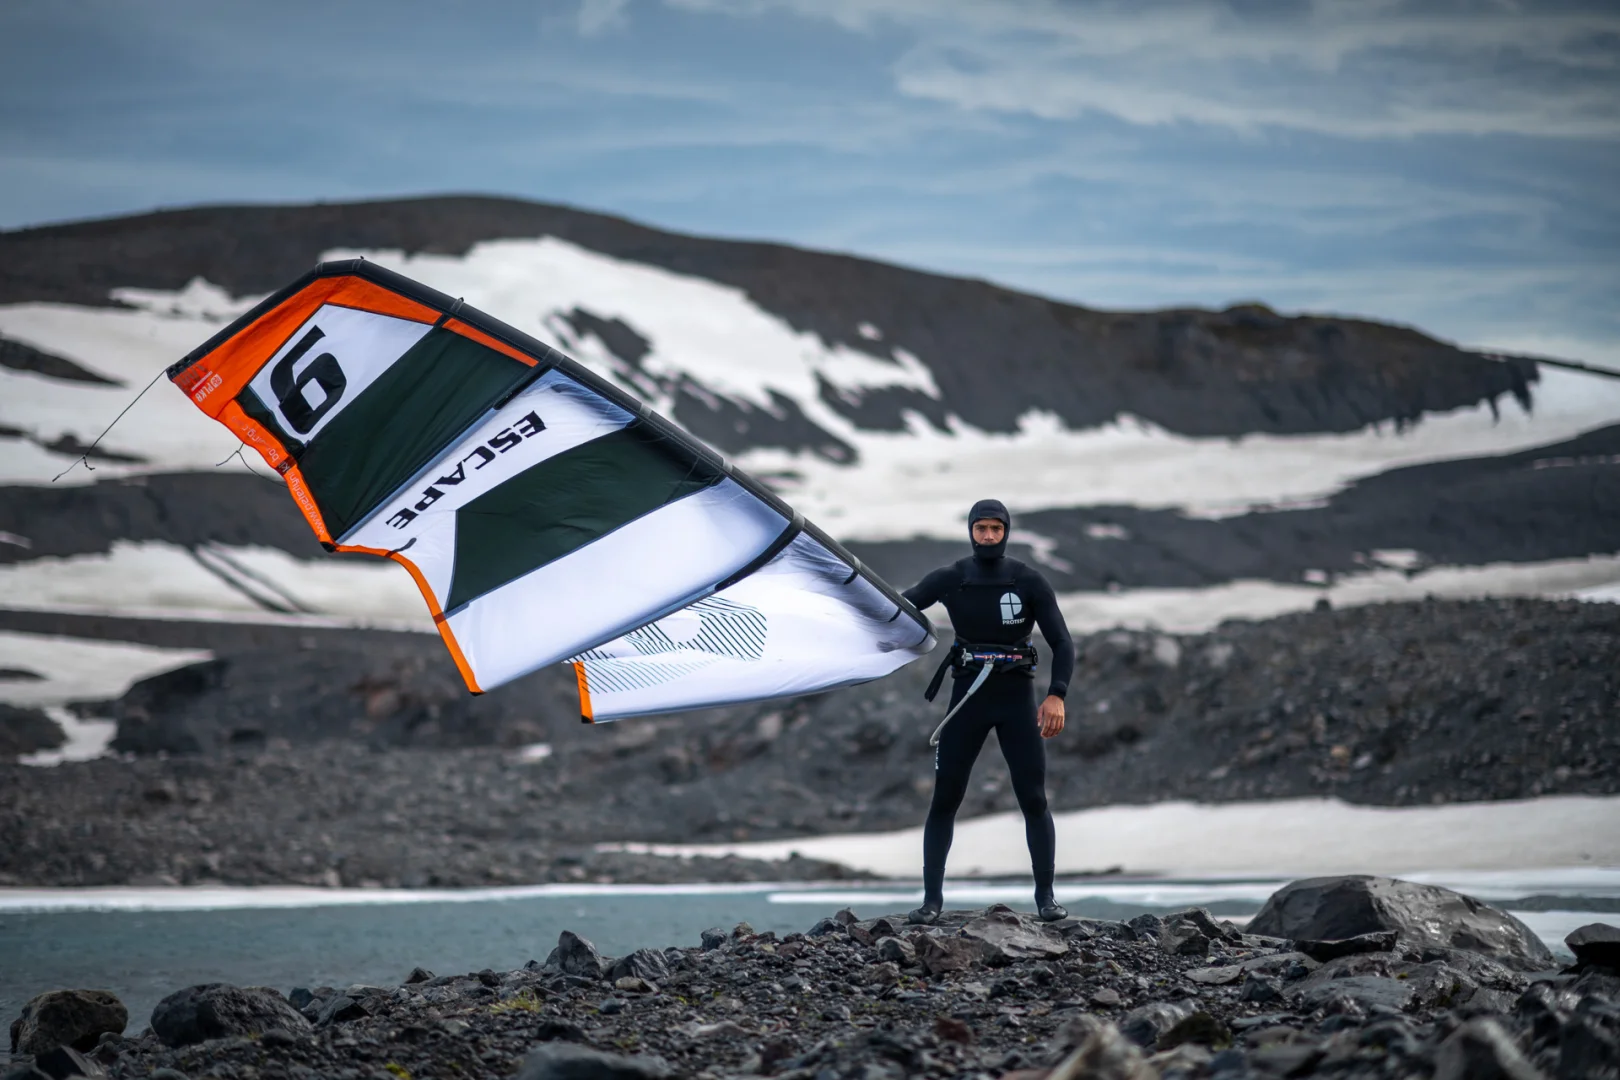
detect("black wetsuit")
[903,544,1075,908]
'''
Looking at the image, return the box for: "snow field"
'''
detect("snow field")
[605,794,1620,878]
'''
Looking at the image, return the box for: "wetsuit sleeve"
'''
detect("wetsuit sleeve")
[902,566,957,611]
[1025,570,1075,699]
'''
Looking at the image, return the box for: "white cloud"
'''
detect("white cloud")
[577,0,632,35]
[673,0,1620,138]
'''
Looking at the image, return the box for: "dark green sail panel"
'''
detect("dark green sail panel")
[293,328,530,539]
[445,423,724,611]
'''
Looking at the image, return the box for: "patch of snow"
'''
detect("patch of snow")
[516,743,553,763]
[0,301,249,483]
[1370,548,1423,571]
[0,631,212,708]
[738,367,1620,540]
[110,278,259,322]
[1055,554,1620,635]
[1083,522,1130,540]
[1151,635,1182,667]
[0,541,433,630]
[857,322,883,341]
[606,794,1620,878]
[1018,531,1074,572]
[18,705,117,766]
[327,238,941,440]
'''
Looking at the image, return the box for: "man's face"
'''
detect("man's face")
[972,519,1006,546]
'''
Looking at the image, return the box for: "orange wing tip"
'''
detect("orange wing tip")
[574,661,595,724]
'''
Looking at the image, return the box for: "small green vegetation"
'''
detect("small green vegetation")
[489,988,544,1014]
[383,1063,411,1080]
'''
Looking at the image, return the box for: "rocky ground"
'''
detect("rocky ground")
[6,877,1619,1080]
[3,597,1617,888]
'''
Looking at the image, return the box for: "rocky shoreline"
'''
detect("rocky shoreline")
[4,597,1617,889]
[7,876,1619,1080]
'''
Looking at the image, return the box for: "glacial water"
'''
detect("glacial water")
[4,874,1614,1034]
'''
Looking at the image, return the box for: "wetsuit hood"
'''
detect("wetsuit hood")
[968,498,1010,561]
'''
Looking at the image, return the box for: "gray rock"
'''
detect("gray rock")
[1158,1011,1231,1051]
[149,984,309,1048]
[960,908,1069,961]
[607,948,670,984]
[31,1046,103,1080]
[700,927,728,950]
[1249,875,1554,970]
[1434,1017,1546,1080]
[1294,930,1399,961]
[1291,975,1415,1014]
[915,934,994,975]
[1045,1014,1155,1079]
[1239,951,1320,978]
[0,703,65,757]
[1184,964,1243,986]
[1171,907,1243,943]
[875,936,915,964]
[1059,917,1136,942]
[1158,917,1210,957]
[1126,913,1163,939]
[1240,974,1281,1003]
[613,977,655,995]
[1566,923,1620,970]
[10,990,127,1055]
[517,1042,672,1080]
[1555,1014,1620,1079]
[545,930,607,979]
[806,918,841,937]
[403,967,434,984]
[314,994,368,1027]
[1120,1000,1195,1048]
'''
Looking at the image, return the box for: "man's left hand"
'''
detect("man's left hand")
[1038,695,1065,739]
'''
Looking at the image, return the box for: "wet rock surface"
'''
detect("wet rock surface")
[6,907,1616,1080]
[4,596,1618,888]
[8,991,126,1056]
[1249,876,1556,971]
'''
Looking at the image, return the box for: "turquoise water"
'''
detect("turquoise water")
[3,876,1611,1034]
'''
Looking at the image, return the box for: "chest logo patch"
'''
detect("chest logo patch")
[999,591,1024,624]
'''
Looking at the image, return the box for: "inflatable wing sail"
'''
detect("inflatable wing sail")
[168,261,935,718]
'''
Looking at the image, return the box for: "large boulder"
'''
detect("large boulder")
[149,984,310,1047]
[1248,875,1554,971]
[1567,923,1620,970]
[9,990,127,1054]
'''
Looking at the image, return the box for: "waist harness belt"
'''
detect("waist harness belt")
[924,640,1038,746]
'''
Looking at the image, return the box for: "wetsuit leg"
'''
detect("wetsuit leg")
[921,676,994,907]
[990,678,1057,905]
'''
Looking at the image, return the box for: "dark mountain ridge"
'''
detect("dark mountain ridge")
[0,195,1535,444]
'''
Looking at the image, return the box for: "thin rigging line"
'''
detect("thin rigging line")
[50,367,168,482]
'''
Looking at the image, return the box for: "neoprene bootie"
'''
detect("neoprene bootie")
[907,899,942,925]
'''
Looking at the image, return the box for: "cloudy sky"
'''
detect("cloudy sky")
[2,0,1617,362]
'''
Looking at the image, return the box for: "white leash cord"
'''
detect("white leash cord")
[928,663,994,747]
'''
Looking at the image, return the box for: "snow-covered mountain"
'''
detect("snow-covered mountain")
[2,196,1618,711]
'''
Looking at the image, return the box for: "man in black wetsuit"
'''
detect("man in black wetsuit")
[901,499,1074,924]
